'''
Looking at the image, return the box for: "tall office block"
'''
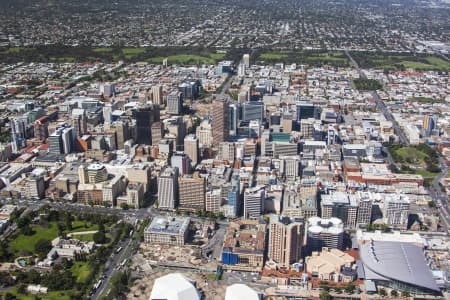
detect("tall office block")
[241,101,264,122]
[321,192,358,228]
[167,91,183,115]
[196,119,213,147]
[152,85,163,105]
[268,215,304,268]
[218,142,235,162]
[383,194,410,229]
[158,167,179,210]
[48,124,73,154]
[243,54,250,68]
[228,104,239,135]
[184,134,199,166]
[356,192,373,226]
[423,114,438,137]
[307,217,344,252]
[114,120,129,149]
[34,116,49,142]
[151,122,164,146]
[171,152,192,175]
[133,105,159,145]
[243,186,265,219]
[127,164,151,193]
[206,189,221,213]
[211,99,229,144]
[296,101,318,121]
[178,173,205,211]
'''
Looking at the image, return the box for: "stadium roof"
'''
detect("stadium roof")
[225,284,260,300]
[359,241,439,292]
[149,273,200,300]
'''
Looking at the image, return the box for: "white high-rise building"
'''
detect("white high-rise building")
[383,194,410,229]
[184,135,199,166]
[243,54,250,68]
[218,142,235,162]
[158,167,179,210]
[206,189,221,213]
[152,85,163,105]
[243,186,265,219]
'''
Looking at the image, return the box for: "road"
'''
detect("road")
[429,158,450,230]
[345,50,410,146]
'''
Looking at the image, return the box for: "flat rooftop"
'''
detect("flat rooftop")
[146,216,190,235]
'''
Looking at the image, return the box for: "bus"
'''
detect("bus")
[116,246,123,254]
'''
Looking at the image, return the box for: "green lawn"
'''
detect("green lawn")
[147,54,217,65]
[362,54,450,71]
[414,169,440,178]
[69,220,98,233]
[1,47,36,54]
[392,146,428,166]
[260,52,289,60]
[71,261,92,284]
[93,47,114,53]
[409,97,443,104]
[9,223,59,255]
[121,48,145,55]
[1,288,71,300]
[70,233,95,242]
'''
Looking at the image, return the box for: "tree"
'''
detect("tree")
[391,290,398,297]
[120,203,130,210]
[93,231,106,244]
[320,290,331,300]
[378,288,387,297]
[401,291,410,297]
[34,239,52,259]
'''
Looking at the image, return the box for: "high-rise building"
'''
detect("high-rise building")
[355,192,373,226]
[206,189,221,213]
[171,152,192,175]
[243,186,265,219]
[383,194,410,229]
[184,134,199,166]
[167,91,183,115]
[196,119,213,147]
[268,215,304,268]
[228,104,239,135]
[127,164,152,193]
[34,116,49,142]
[26,176,45,199]
[218,142,235,162]
[178,173,205,211]
[151,122,164,146]
[212,99,229,144]
[113,120,129,149]
[241,101,264,122]
[423,114,438,137]
[158,167,179,210]
[307,217,344,252]
[280,156,301,180]
[11,117,28,153]
[296,101,318,121]
[102,104,113,127]
[152,85,163,105]
[86,163,108,183]
[243,54,250,68]
[48,124,74,154]
[321,192,358,228]
[133,105,159,145]
[99,82,115,97]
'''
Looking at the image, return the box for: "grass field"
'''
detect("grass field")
[9,223,59,255]
[391,146,428,166]
[1,288,71,300]
[93,47,114,53]
[147,53,224,65]
[69,220,98,233]
[260,52,289,60]
[361,54,450,71]
[71,261,92,284]
[409,97,444,104]
[0,47,36,54]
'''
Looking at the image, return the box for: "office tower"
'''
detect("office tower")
[206,189,221,213]
[423,114,438,137]
[158,167,179,210]
[218,142,235,162]
[178,173,205,211]
[99,82,115,97]
[241,101,264,122]
[165,117,186,149]
[34,116,49,142]
[355,192,373,226]
[103,104,113,127]
[243,186,265,219]
[321,192,358,228]
[296,101,317,121]
[228,104,239,135]
[127,164,152,193]
[78,165,87,184]
[248,120,261,138]
[72,109,87,137]
[196,119,213,147]
[211,99,229,144]
[11,118,27,153]
[184,134,199,166]
[238,63,246,77]
[171,152,192,175]
[243,54,250,68]
[383,194,410,229]
[48,125,73,154]
[151,122,164,146]
[86,163,108,183]
[152,85,163,105]
[300,118,315,138]
[26,176,46,199]
[178,81,201,100]
[282,113,293,133]
[307,217,344,252]
[114,120,129,149]
[133,105,159,145]
[61,127,74,154]
[126,183,145,209]
[268,215,303,268]
[280,156,301,180]
[227,186,240,217]
[167,91,183,115]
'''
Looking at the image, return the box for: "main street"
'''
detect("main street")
[345,50,410,146]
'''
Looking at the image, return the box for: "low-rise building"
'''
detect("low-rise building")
[144,216,190,246]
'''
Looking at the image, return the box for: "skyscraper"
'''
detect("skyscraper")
[184,134,199,166]
[151,122,164,146]
[133,105,159,145]
[423,114,437,137]
[167,91,183,115]
[72,108,87,137]
[152,85,163,105]
[218,142,235,162]
[171,152,192,175]
[243,186,265,219]
[211,99,229,144]
[268,215,304,268]
[243,54,250,68]
[178,173,205,211]
[206,189,221,213]
[241,101,264,122]
[158,167,179,210]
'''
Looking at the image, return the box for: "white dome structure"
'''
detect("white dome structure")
[149,273,200,300]
[225,284,260,300]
